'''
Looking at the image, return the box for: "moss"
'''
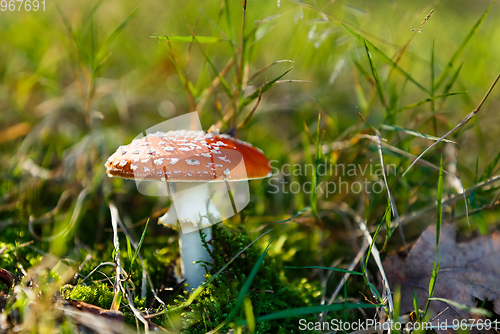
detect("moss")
[63,282,149,326]
[162,224,322,333]
[66,282,115,310]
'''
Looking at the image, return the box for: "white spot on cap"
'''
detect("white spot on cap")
[216,141,228,146]
[179,147,192,152]
[201,153,212,158]
[130,164,138,171]
[144,167,150,172]
[158,141,166,145]
[223,168,230,176]
[154,158,164,166]
[147,149,156,154]
[164,146,175,152]
[141,158,150,163]
[214,164,223,167]
[121,150,127,155]
[218,156,231,163]
[118,160,127,167]
[170,158,179,165]
[179,143,201,150]
[132,149,140,155]
[140,142,151,146]
[186,159,200,166]
[211,149,221,154]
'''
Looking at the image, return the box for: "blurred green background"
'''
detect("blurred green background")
[1,0,500,331]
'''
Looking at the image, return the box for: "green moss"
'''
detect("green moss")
[66,282,115,310]
[63,281,150,326]
[162,224,322,333]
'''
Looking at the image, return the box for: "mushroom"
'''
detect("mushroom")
[105,130,271,288]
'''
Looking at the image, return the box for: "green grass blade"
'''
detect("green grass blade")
[383,198,393,251]
[126,236,132,264]
[365,213,386,269]
[425,256,441,317]
[424,157,444,317]
[363,40,388,112]
[480,150,500,182]
[412,291,421,322]
[431,38,435,98]
[381,124,456,143]
[190,36,233,99]
[439,63,464,109]
[238,67,292,109]
[236,303,380,325]
[243,296,256,333]
[130,218,149,269]
[475,156,480,184]
[399,92,466,111]
[151,35,222,43]
[442,62,463,94]
[104,8,138,48]
[224,0,236,44]
[352,57,375,85]
[285,266,363,275]
[436,156,444,245]
[154,38,198,98]
[434,2,493,90]
[367,283,386,311]
[226,241,273,324]
[428,298,493,317]
[342,24,430,94]
[309,113,323,218]
[276,208,310,223]
[167,230,273,313]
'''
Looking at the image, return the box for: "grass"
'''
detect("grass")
[2,0,500,333]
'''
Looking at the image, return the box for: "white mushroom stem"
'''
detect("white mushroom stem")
[178,227,212,288]
[158,182,220,288]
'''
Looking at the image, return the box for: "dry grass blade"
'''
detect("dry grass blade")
[403,73,500,177]
[333,202,394,322]
[249,59,293,83]
[113,216,161,301]
[238,78,266,130]
[321,240,369,322]
[196,56,235,113]
[109,202,151,333]
[381,124,456,143]
[394,174,500,228]
[0,122,31,144]
[358,113,405,251]
[402,73,500,225]
[359,136,468,230]
[29,189,88,242]
[60,303,130,334]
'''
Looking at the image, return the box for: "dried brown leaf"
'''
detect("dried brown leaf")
[383,224,500,333]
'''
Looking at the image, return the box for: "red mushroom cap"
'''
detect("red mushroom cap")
[105,130,272,182]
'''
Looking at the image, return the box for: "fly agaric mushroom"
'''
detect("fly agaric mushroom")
[105,130,271,288]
